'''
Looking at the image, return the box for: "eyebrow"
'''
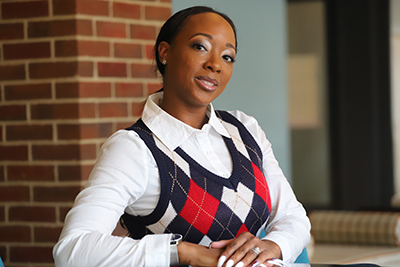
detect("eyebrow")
[190,32,236,50]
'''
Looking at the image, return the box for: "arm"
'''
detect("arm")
[258,122,311,262]
[53,130,172,267]
[213,111,310,266]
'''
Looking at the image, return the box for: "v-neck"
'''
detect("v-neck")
[174,136,242,191]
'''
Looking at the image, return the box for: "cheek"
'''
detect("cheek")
[222,68,233,85]
[183,56,197,71]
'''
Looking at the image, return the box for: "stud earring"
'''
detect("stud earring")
[162,59,167,65]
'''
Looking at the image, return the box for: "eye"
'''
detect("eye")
[223,55,236,63]
[192,43,207,51]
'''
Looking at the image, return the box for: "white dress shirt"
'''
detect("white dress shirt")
[53,92,310,267]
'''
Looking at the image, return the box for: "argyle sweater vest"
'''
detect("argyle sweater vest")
[121,111,271,246]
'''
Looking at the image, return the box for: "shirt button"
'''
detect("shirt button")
[206,150,212,156]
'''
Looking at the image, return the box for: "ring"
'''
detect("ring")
[250,246,261,255]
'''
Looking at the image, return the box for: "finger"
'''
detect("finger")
[216,238,247,267]
[210,239,233,249]
[230,246,262,267]
[223,236,261,267]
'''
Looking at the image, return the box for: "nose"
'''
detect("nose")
[205,53,221,73]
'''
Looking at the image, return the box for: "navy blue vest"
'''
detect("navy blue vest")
[121,111,271,245]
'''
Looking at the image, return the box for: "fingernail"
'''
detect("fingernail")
[251,261,260,267]
[259,264,267,267]
[217,255,226,267]
[235,262,244,267]
[226,259,235,267]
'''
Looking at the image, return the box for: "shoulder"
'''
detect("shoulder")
[222,110,271,148]
[96,128,152,166]
[223,110,262,135]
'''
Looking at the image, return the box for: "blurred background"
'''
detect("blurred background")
[0,0,399,266]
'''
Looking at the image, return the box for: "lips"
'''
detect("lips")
[195,76,218,91]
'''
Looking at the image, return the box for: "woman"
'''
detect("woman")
[53,6,310,267]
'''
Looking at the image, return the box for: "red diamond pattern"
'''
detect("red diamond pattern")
[179,180,220,235]
[252,162,271,210]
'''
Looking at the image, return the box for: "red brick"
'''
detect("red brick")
[97,21,126,38]
[10,246,54,263]
[31,103,96,120]
[98,62,127,77]
[4,42,50,60]
[29,61,93,79]
[0,226,31,242]
[32,144,97,160]
[0,105,26,121]
[130,24,156,40]
[0,23,24,41]
[131,63,155,78]
[5,83,52,100]
[53,0,109,16]
[0,166,4,182]
[0,145,28,161]
[0,206,4,221]
[2,1,48,19]
[77,19,94,35]
[0,186,30,202]
[99,103,128,118]
[56,82,111,98]
[56,40,110,57]
[113,2,140,19]
[9,206,56,223]
[78,0,109,15]
[59,206,72,222]
[117,121,132,130]
[52,0,75,15]
[58,165,93,181]
[7,124,53,141]
[34,226,62,243]
[145,6,171,21]
[132,102,145,116]
[116,83,144,97]
[8,165,54,182]
[34,186,81,202]
[78,61,94,77]
[114,43,142,58]
[145,44,155,60]
[58,123,113,140]
[0,64,25,81]
[147,83,163,95]
[0,246,5,263]
[28,19,92,38]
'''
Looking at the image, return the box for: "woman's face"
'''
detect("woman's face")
[160,12,236,110]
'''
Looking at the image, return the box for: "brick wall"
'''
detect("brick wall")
[0,0,171,266]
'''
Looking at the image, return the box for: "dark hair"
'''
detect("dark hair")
[154,6,237,76]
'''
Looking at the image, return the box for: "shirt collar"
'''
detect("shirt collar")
[141,92,230,151]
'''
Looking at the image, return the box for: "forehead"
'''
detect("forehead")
[177,12,236,45]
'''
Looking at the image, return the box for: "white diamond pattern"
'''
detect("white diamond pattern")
[221,182,254,223]
[147,202,177,234]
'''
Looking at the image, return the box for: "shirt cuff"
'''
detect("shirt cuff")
[144,233,173,267]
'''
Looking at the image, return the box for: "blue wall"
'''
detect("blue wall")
[172,0,291,181]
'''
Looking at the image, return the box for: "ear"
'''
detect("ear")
[158,41,170,63]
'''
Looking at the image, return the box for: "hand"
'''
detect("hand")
[210,232,282,267]
[177,241,224,267]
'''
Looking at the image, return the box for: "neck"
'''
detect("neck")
[159,98,209,129]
